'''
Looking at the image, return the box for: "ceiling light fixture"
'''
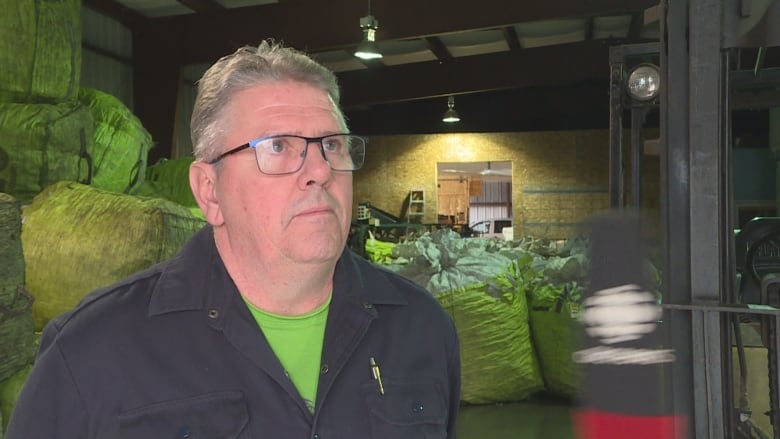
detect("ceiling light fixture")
[354,0,383,60]
[442,95,461,123]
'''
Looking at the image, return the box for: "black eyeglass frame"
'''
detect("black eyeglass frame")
[207,133,367,175]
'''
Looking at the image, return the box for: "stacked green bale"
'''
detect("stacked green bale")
[22,181,207,330]
[435,266,544,404]
[0,364,33,434]
[0,102,93,204]
[0,0,81,103]
[528,284,583,399]
[136,157,203,219]
[78,88,153,194]
[0,194,36,384]
[138,157,197,206]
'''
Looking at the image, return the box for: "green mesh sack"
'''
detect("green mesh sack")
[0,0,81,103]
[136,157,197,207]
[364,233,396,265]
[22,181,206,330]
[0,364,33,433]
[528,284,583,398]
[0,194,36,384]
[435,280,543,404]
[78,88,153,194]
[0,102,93,204]
[0,194,24,305]
[0,306,35,386]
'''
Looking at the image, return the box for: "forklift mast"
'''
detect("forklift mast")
[605,0,780,437]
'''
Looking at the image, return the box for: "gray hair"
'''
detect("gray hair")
[190,40,346,161]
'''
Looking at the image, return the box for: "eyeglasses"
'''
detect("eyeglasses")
[208,134,367,175]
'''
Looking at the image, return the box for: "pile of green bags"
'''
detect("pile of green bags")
[436,279,544,404]
[22,181,205,330]
[0,194,36,435]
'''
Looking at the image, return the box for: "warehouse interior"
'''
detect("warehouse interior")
[1,0,780,437]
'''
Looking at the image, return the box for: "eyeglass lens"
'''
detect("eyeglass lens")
[254,135,365,175]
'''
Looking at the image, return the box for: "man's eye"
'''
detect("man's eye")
[269,140,286,153]
[323,140,341,153]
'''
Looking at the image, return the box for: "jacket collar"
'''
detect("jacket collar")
[334,248,408,307]
[147,226,219,316]
[148,225,408,317]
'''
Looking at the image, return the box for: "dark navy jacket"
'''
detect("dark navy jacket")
[7,226,460,438]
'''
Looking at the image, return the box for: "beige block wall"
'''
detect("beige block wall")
[353,130,660,240]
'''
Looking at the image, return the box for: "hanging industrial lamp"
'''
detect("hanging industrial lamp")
[442,95,461,123]
[354,0,383,60]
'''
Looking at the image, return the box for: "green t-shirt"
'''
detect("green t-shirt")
[244,295,331,414]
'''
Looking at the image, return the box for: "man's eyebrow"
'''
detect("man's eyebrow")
[258,131,347,138]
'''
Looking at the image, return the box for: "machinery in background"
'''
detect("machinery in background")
[609,28,780,435]
[733,217,780,438]
[735,218,780,308]
[348,202,444,258]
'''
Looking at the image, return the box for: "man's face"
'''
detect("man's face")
[206,80,353,266]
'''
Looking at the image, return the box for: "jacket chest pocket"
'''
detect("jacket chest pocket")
[363,379,448,439]
[117,391,249,438]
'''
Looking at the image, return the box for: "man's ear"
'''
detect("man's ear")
[189,161,224,226]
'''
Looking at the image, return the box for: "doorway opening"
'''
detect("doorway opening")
[437,161,512,237]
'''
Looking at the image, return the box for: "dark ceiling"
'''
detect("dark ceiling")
[82,0,661,159]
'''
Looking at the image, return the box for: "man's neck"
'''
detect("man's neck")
[215,233,337,316]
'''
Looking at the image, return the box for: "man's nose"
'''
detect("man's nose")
[299,141,333,173]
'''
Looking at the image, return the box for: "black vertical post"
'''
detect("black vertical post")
[688,0,728,434]
[631,107,646,208]
[660,0,695,436]
[609,49,625,208]
[720,48,738,438]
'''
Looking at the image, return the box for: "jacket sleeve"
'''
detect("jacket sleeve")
[5,325,89,438]
[446,324,462,438]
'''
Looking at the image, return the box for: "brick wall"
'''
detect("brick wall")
[353,130,660,240]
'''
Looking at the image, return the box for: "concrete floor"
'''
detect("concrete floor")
[457,396,576,438]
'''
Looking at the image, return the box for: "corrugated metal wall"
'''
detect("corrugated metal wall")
[80,7,133,108]
[80,6,202,159]
[174,64,208,158]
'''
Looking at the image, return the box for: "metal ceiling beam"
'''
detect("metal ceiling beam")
[628,11,644,39]
[133,0,658,65]
[132,0,655,160]
[336,40,612,108]
[176,0,225,14]
[502,26,522,52]
[135,38,614,161]
[585,17,595,40]
[345,80,611,134]
[424,37,453,62]
[355,57,386,69]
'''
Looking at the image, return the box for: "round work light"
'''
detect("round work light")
[626,64,661,101]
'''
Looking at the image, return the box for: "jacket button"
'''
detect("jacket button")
[313,434,319,439]
[411,400,424,413]
[320,364,329,374]
[208,309,219,319]
[178,426,191,437]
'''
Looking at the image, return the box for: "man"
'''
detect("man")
[6,41,461,438]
